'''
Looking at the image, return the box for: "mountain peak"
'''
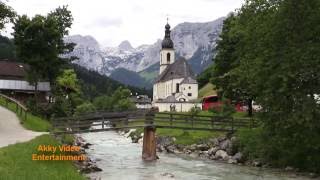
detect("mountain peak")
[118,40,133,51]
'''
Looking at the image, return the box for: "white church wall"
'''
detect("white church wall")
[181,83,198,100]
[154,102,202,112]
[166,78,184,95]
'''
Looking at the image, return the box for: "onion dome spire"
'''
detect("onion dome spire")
[162,18,174,49]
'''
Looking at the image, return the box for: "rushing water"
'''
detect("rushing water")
[81,131,309,180]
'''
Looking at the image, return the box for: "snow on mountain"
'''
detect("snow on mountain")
[64,17,225,76]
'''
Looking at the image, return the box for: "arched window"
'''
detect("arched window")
[167,53,171,63]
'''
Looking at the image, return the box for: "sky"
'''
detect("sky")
[3,0,243,48]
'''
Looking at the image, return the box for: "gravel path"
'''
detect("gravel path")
[0,106,46,148]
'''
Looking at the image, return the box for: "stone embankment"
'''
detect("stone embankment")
[120,129,248,165]
[72,136,102,174]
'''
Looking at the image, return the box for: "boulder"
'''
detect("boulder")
[157,136,173,147]
[82,143,92,149]
[227,158,238,164]
[219,139,231,151]
[131,135,139,143]
[217,136,227,142]
[196,144,210,151]
[209,138,220,146]
[161,172,175,178]
[188,144,197,151]
[199,151,210,158]
[166,145,177,153]
[215,150,228,160]
[189,152,199,158]
[157,145,165,152]
[208,147,220,156]
[252,161,262,167]
[232,152,244,163]
[183,149,192,154]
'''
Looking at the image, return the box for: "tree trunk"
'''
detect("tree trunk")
[247,98,253,117]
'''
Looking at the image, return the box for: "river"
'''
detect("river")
[81,131,309,180]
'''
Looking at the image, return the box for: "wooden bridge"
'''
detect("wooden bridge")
[52,109,256,161]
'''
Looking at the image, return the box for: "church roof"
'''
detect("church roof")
[155,58,196,83]
[180,77,197,84]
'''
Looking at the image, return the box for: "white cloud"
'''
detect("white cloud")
[4,0,244,47]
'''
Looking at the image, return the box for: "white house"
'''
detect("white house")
[152,22,201,112]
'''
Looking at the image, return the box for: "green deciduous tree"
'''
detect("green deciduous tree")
[212,0,320,172]
[13,6,75,101]
[0,0,15,31]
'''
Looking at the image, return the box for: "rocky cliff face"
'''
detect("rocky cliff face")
[64,17,225,78]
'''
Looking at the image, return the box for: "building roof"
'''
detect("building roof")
[155,58,196,83]
[180,77,197,84]
[130,95,152,104]
[0,60,28,79]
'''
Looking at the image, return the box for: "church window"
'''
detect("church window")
[189,86,191,89]
[167,53,171,63]
[188,93,192,97]
[176,83,180,93]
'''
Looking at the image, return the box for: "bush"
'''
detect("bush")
[114,99,136,111]
[236,128,265,160]
[189,106,201,116]
[74,102,96,116]
[93,95,113,111]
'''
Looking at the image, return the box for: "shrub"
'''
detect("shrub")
[74,102,96,116]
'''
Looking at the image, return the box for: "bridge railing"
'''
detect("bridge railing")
[51,109,150,134]
[154,112,256,132]
[51,109,257,134]
[0,93,28,121]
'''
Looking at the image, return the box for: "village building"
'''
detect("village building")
[130,94,152,109]
[153,22,201,112]
[0,60,51,103]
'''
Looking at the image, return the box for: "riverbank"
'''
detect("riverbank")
[0,135,86,180]
[119,129,319,179]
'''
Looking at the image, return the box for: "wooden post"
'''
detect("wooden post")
[142,109,157,161]
[102,117,105,129]
[170,113,172,126]
[191,115,194,128]
[24,110,27,121]
[231,117,234,133]
[211,117,214,129]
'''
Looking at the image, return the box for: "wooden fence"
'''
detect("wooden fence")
[0,93,28,121]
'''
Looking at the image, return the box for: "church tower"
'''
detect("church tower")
[159,22,175,74]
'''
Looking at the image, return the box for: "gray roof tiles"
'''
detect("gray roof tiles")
[155,58,196,83]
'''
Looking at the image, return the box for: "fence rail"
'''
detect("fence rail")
[51,110,257,134]
[0,93,28,121]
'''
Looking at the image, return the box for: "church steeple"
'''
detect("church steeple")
[161,21,174,49]
[159,19,175,74]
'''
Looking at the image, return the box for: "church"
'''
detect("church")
[152,22,201,112]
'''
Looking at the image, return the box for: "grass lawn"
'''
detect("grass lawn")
[0,97,51,132]
[126,111,250,145]
[0,135,86,180]
[198,83,217,98]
